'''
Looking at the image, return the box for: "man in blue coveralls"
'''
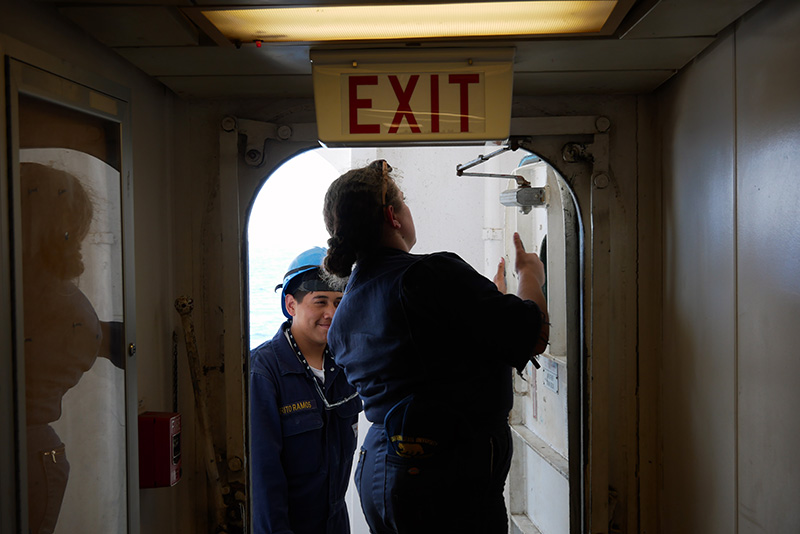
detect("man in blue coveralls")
[250,247,361,534]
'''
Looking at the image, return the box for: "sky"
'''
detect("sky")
[247,149,341,250]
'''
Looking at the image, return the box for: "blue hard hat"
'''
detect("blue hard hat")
[276,246,328,319]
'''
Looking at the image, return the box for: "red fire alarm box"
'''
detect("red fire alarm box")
[138,412,181,488]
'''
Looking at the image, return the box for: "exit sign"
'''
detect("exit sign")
[312,49,514,144]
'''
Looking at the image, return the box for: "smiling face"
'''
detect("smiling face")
[286,290,342,351]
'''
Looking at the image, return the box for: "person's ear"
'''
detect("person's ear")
[384,204,401,229]
[285,294,298,317]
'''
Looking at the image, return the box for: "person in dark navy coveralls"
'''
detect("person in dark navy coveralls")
[250,247,362,534]
[322,161,549,534]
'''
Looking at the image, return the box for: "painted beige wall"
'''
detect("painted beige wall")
[734,0,800,530]
[657,0,800,531]
[659,30,738,534]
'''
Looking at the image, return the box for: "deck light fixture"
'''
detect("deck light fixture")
[201,1,619,44]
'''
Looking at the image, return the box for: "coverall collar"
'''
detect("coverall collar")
[274,321,341,384]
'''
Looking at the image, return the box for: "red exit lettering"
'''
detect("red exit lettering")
[349,75,380,134]
[449,74,479,133]
[347,73,481,135]
[388,75,421,134]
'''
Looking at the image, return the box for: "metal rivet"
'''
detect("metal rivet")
[277,125,292,140]
[593,173,609,189]
[221,116,237,132]
[596,116,611,133]
[228,456,244,472]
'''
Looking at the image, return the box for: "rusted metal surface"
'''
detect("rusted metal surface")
[175,295,228,533]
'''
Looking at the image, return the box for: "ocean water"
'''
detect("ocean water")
[247,245,297,349]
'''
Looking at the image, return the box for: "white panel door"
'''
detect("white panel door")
[503,158,582,534]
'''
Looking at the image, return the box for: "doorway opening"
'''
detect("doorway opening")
[245,143,582,534]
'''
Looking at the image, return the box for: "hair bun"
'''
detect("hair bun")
[325,235,356,277]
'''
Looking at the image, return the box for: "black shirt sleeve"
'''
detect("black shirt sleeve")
[399,252,544,373]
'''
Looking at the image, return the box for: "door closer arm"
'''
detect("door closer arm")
[456,139,547,214]
[456,143,531,188]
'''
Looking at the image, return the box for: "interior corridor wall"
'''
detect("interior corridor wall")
[0,1,189,533]
[657,0,800,532]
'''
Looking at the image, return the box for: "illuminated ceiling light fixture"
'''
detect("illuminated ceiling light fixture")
[200,1,619,44]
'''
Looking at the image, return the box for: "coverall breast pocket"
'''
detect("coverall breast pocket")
[335,396,361,445]
[280,408,323,475]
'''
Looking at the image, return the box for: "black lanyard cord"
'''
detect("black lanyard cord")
[283,326,358,410]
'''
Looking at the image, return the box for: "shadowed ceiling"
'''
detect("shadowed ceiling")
[46,0,763,100]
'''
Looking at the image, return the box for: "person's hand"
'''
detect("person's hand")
[493,257,507,293]
[513,232,545,287]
